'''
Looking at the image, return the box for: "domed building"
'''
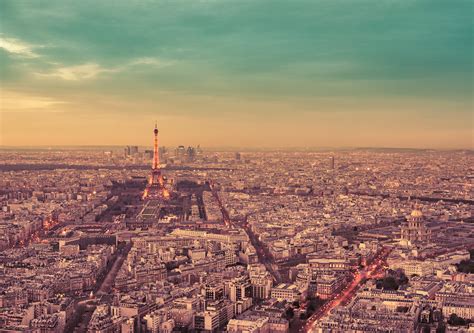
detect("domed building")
[400,210,432,247]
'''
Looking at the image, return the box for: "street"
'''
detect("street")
[301,247,392,333]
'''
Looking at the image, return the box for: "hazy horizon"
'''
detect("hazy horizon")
[1,145,473,153]
[1,0,473,148]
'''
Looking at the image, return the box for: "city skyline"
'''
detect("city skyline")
[0,2,473,328]
[1,0,473,148]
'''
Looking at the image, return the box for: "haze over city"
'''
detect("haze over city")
[1,0,473,148]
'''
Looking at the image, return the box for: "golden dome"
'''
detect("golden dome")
[410,210,423,218]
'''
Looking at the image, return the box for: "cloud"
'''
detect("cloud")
[0,36,40,58]
[0,90,66,112]
[35,57,172,81]
[130,57,173,67]
[35,62,117,81]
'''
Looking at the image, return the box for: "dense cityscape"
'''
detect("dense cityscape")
[0,124,472,333]
[1,0,472,331]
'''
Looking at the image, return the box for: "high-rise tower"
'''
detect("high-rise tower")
[143,122,169,199]
[153,123,159,169]
[150,122,162,185]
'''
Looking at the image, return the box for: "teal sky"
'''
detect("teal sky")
[0,0,473,148]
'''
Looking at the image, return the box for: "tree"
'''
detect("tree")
[448,313,466,326]
[456,259,474,274]
[399,272,409,285]
[436,324,446,333]
[421,325,431,333]
[285,307,295,320]
[376,276,399,290]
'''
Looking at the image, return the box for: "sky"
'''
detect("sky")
[0,0,472,148]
